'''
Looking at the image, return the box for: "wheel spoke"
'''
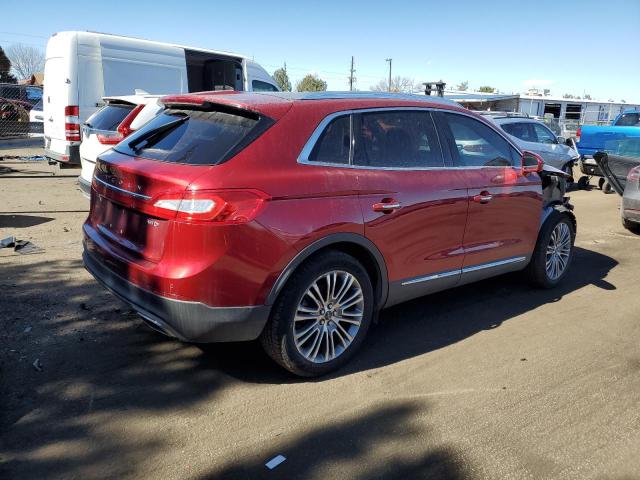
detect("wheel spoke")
[340,292,363,310]
[334,275,354,304]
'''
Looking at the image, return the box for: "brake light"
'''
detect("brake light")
[97,132,124,145]
[628,166,640,183]
[117,104,145,137]
[151,190,269,223]
[575,127,581,143]
[65,105,80,142]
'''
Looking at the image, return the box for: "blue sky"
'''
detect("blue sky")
[2,0,639,102]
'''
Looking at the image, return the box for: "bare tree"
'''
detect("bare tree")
[370,76,415,93]
[6,44,45,80]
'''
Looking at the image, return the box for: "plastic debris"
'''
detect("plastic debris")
[265,455,286,470]
[0,236,44,254]
[32,359,43,372]
[0,236,15,248]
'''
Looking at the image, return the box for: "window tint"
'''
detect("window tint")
[444,113,515,167]
[353,111,443,168]
[308,115,351,164]
[501,122,536,142]
[615,113,640,127]
[252,80,279,92]
[114,108,262,165]
[532,123,556,144]
[86,104,135,131]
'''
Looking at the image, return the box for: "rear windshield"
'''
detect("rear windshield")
[615,113,640,127]
[113,107,265,165]
[86,104,135,131]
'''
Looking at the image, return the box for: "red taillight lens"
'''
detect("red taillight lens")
[117,104,145,138]
[96,132,124,145]
[628,166,640,183]
[65,105,80,141]
[151,190,269,223]
[575,127,581,143]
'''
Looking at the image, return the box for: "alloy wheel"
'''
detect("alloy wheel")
[293,270,364,364]
[545,222,572,280]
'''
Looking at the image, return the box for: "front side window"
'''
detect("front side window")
[532,123,556,144]
[353,111,444,168]
[252,80,279,92]
[443,113,516,167]
[308,115,351,164]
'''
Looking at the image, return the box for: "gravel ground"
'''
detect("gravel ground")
[1,157,639,480]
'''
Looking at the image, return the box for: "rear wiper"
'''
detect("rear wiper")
[128,115,189,151]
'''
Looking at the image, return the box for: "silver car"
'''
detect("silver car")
[488,116,580,174]
[595,148,640,234]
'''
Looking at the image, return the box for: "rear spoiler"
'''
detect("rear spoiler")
[160,94,261,120]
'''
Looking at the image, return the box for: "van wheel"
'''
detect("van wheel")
[260,251,374,377]
[598,177,606,190]
[526,211,575,288]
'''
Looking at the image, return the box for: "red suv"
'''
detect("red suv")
[83,92,576,376]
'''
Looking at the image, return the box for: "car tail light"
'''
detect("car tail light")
[628,166,640,183]
[65,105,80,141]
[575,127,581,143]
[96,104,145,145]
[150,189,269,223]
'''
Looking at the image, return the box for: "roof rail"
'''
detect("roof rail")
[478,111,530,118]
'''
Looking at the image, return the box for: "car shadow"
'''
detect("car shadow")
[0,214,54,228]
[202,246,617,384]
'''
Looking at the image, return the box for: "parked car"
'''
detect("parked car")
[594,140,640,233]
[79,93,164,197]
[43,31,279,167]
[487,115,579,174]
[576,110,640,158]
[83,92,576,376]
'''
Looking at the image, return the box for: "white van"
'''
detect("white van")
[43,31,279,165]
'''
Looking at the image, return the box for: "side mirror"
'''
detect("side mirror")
[522,150,544,175]
[556,136,566,145]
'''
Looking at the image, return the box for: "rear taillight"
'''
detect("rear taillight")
[575,127,581,143]
[151,190,269,223]
[628,166,640,183]
[96,104,145,145]
[65,105,80,142]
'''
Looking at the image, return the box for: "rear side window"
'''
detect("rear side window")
[501,122,536,142]
[86,104,134,131]
[443,113,517,167]
[114,107,269,165]
[308,115,351,164]
[532,123,556,144]
[354,111,444,168]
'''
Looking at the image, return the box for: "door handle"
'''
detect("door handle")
[472,192,493,204]
[372,200,402,213]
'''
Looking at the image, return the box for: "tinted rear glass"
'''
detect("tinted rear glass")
[86,104,134,131]
[114,108,262,165]
[615,113,640,127]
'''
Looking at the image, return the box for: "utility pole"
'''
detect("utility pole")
[349,56,356,91]
[385,58,392,92]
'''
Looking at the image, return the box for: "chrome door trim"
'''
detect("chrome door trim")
[461,256,527,274]
[94,176,152,200]
[399,256,527,287]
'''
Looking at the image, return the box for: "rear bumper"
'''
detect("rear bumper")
[83,249,271,343]
[45,143,80,165]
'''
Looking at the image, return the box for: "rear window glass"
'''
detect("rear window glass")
[309,115,351,164]
[86,104,134,131]
[114,108,262,165]
[615,113,640,127]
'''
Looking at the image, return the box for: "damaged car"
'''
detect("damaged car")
[83,92,576,376]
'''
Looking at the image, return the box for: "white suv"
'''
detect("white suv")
[78,94,163,197]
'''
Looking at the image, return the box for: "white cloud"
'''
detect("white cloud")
[522,78,554,88]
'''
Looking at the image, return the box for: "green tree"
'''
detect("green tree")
[0,46,17,83]
[478,86,495,93]
[456,81,468,91]
[272,67,292,92]
[543,88,551,96]
[296,74,327,92]
[562,93,574,99]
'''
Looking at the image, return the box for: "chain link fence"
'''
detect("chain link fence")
[0,83,44,139]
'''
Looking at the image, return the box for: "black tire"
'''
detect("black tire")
[526,211,575,288]
[260,251,374,377]
[622,218,640,235]
[577,176,590,190]
[602,182,614,194]
[598,177,606,190]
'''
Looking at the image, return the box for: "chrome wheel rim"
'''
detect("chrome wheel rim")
[545,222,572,280]
[293,270,364,364]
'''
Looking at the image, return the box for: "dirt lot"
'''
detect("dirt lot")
[1,156,639,480]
